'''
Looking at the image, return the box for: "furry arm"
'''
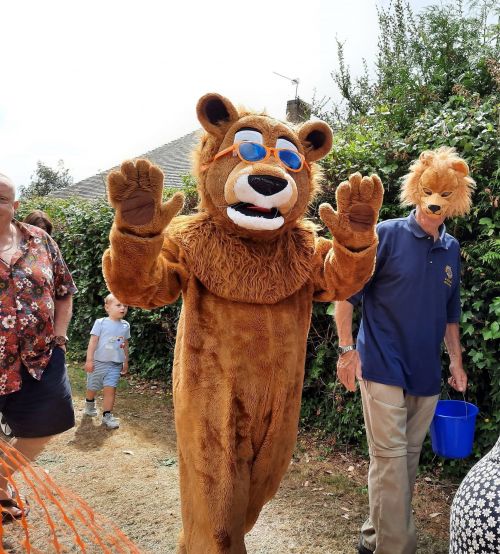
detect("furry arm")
[102,229,188,309]
[102,159,188,309]
[312,237,377,301]
[313,173,383,301]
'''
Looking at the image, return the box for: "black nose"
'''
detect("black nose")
[428,204,441,213]
[248,175,288,196]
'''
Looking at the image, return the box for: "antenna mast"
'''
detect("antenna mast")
[273,71,300,99]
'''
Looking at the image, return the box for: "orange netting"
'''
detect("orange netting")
[0,438,142,553]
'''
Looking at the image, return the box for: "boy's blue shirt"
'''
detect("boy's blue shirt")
[91,317,131,364]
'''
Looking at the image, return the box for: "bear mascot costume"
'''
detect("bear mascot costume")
[103,93,383,553]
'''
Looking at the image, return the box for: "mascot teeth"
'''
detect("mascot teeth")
[227,205,284,230]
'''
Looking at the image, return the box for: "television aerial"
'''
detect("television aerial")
[273,71,300,99]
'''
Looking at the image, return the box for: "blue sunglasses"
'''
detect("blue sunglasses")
[204,141,309,173]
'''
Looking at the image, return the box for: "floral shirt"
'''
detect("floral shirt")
[0,221,77,395]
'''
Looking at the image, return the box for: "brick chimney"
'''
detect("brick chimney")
[286,98,311,124]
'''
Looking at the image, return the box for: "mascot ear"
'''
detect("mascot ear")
[451,159,469,176]
[419,150,435,166]
[297,121,333,162]
[197,93,239,137]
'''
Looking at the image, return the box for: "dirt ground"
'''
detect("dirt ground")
[3,362,455,553]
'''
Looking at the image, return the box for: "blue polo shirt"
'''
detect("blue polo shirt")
[348,210,461,396]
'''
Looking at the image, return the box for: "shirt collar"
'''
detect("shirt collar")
[14,219,44,239]
[407,210,448,249]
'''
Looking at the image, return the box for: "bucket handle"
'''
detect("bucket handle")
[445,387,468,419]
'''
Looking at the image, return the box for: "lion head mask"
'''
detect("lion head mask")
[400,146,475,219]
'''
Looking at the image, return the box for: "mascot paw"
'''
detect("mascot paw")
[108,159,184,233]
[320,173,384,250]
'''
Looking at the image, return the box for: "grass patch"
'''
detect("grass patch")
[320,473,353,492]
[36,452,66,465]
[157,457,177,467]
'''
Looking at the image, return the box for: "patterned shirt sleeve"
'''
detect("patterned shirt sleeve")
[47,235,78,299]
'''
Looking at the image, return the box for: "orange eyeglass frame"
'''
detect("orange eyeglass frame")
[201,142,310,173]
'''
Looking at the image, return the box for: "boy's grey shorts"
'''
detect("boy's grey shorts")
[87,360,122,390]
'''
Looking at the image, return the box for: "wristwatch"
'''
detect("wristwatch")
[338,344,356,356]
[54,335,68,347]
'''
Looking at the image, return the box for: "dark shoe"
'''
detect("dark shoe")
[0,412,13,437]
[0,484,29,523]
[357,543,374,554]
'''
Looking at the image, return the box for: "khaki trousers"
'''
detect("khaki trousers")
[359,380,439,554]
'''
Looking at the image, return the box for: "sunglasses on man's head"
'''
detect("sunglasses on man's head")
[202,142,310,173]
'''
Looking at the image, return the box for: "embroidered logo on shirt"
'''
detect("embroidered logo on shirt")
[444,265,453,287]
[104,336,125,350]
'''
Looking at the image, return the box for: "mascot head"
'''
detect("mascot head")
[400,147,475,219]
[192,93,333,236]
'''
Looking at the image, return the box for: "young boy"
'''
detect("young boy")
[84,294,130,429]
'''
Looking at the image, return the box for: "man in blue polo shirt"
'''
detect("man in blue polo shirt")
[334,147,475,554]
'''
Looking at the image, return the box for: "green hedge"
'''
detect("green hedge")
[301,93,499,474]
[20,96,498,473]
[301,0,499,475]
[17,196,179,379]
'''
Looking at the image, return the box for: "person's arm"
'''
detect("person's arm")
[121,339,129,375]
[334,300,362,392]
[313,174,382,302]
[85,335,99,373]
[445,322,467,392]
[54,295,73,351]
[103,160,188,309]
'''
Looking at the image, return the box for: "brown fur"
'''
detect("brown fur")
[400,146,475,217]
[103,93,383,553]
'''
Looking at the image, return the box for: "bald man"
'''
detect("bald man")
[0,173,77,522]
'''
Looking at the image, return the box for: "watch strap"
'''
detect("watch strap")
[338,344,356,356]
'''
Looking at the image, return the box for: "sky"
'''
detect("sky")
[0,0,437,190]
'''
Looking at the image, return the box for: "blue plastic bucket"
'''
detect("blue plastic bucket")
[430,400,479,459]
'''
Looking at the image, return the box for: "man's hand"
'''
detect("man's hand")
[121,362,129,376]
[448,363,467,392]
[84,361,94,374]
[336,350,362,392]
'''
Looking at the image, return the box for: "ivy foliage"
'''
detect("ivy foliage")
[17,184,197,380]
[305,0,499,473]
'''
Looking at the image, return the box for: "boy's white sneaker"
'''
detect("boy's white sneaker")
[84,401,98,417]
[102,413,120,429]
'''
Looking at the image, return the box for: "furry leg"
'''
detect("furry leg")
[176,529,187,554]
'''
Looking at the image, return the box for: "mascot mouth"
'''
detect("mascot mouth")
[230,202,281,220]
[226,202,285,231]
[424,207,443,216]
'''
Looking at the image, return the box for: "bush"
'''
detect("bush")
[304,0,499,473]
[17,183,197,380]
